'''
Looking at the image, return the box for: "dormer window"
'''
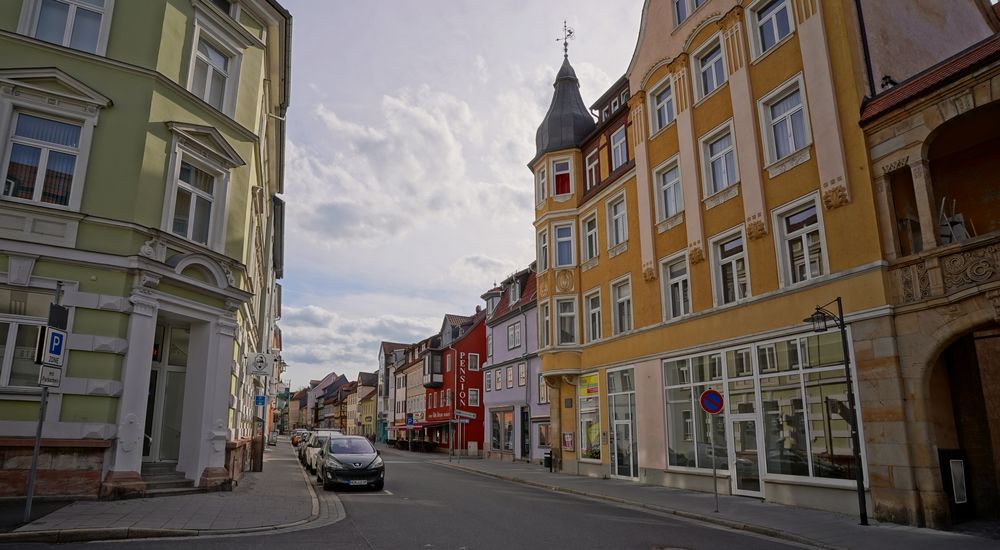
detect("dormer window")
[509,279,520,303]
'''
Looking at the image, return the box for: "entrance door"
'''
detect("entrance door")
[143,324,189,463]
[608,368,638,480]
[731,416,764,497]
[612,420,635,478]
[520,407,530,459]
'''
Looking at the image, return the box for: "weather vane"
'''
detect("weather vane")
[556,20,575,58]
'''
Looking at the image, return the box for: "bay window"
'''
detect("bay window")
[553,159,571,196]
[554,223,574,267]
[556,298,577,345]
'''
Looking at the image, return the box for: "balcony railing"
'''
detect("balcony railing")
[888,231,1000,306]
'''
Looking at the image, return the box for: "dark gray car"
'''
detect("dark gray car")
[318,436,384,491]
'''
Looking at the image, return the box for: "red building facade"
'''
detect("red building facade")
[424,311,486,453]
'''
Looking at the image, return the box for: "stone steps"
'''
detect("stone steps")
[140,463,206,497]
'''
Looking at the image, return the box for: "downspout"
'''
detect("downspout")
[521,307,529,462]
[852,0,877,99]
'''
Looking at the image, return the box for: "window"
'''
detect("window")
[664,355,728,470]
[553,159,571,196]
[585,291,602,342]
[3,112,81,207]
[209,0,232,14]
[537,423,551,448]
[656,162,683,221]
[674,0,689,24]
[495,369,502,391]
[486,372,492,391]
[751,0,792,56]
[611,278,632,335]
[578,374,601,460]
[554,224,574,267]
[0,286,52,388]
[556,298,577,345]
[696,41,726,98]
[762,79,809,163]
[611,97,619,112]
[715,233,748,304]
[610,127,627,170]
[191,36,231,111]
[582,214,599,261]
[702,125,737,195]
[487,333,493,359]
[23,0,112,55]
[491,409,514,451]
[585,150,599,191]
[662,257,691,320]
[537,230,549,272]
[651,80,675,132]
[608,196,628,247]
[469,389,480,407]
[170,160,216,245]
[446,354,453,372]
[506,366,514,389]
[539,302,551,348]
[535,167,547,204]
[507,322,521,349]
[538,373,550,404]
[517,363,526,386]
[778,201,824,284]
[469,353,480,371]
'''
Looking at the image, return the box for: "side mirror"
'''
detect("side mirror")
[376,449,381,456]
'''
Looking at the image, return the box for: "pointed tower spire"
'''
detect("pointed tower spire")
[557,20,574,59]
[534,23,595,161]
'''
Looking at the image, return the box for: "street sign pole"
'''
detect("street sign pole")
[709,415,718,513]
[24,281,63,524]
[700,388,724,514]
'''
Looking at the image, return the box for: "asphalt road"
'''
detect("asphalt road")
[13,446,807,550]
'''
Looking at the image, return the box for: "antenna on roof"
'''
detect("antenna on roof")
[557,20,575,58]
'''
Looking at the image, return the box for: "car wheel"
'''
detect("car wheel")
[373,479,384,491]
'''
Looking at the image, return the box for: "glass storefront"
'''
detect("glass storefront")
[664,331,861,489]
[608,368,638,478]
[490,409,513,452]
[578,373,601,460]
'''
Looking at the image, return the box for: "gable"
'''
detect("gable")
[167,122,245,168]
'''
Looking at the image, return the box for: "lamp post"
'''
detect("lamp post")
[804,297,868,526]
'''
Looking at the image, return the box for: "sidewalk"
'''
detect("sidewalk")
[0,438,338,544]
[434,458,996,550]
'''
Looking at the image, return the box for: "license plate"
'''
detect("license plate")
[349,479,368,486]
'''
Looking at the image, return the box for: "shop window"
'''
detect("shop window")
[578,373,601,460]
[491,409,513,451]
[537,423,551,448]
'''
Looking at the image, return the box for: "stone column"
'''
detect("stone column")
[908,160,939,252]
[873,174,899,261]
[628,91,657,281]
[197,316,238,489]
[101,290,158,498]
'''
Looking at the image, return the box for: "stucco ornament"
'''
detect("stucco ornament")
[746,214,767,240]
[537,276,549,298]
[688,245,705,264]
[942,245,998,293]
[220,264,237,286]
[643,265,656,282]
[139,238,167,262]
[821,176,850,210]
[555,270,574,292]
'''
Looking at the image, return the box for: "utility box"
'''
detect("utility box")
[467,441,478,456]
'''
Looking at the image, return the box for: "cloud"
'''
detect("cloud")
[473,55,489,84]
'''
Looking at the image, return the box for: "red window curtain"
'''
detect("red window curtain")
[555,172,570,195]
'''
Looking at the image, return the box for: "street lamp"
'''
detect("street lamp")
[803,297,868,526]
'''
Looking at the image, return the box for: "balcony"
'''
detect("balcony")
[423,372,443,388]
[888,231,1000,306]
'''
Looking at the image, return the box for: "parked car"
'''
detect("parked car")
[291,429,308,447]
[297,431,314,464]
[318,435,384,491]
[304,430,343,473]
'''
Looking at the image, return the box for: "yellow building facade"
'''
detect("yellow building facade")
[533,0,999,524]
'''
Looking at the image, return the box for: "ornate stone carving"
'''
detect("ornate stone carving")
[688,245,705,264]
[942,245,999,293]
[537,277,549,298]
[134,271,160,291]
[139,238,166,262]
[220,264,237,286]
[746,214,767,240]
[643,266,656,282]
[224,298,242,313]
[880,156,909,176]
[822,184,849,210]
[555,270,574,293]
[900,262,930,303]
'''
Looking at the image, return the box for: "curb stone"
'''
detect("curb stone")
[433,461,841,550]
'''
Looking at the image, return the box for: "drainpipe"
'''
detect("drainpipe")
[853,0,876,98]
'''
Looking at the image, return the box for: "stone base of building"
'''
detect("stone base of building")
[225,438,253,484]
[100,470,146,500]
[199,467,232,491]
[0,438,109,498]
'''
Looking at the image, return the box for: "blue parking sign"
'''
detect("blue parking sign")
[39,327,68,367]
[255,395,266,406]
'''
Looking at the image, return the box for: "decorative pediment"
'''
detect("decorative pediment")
[167,122,245,169]
[0,67,111,113]
[166,253,231,290]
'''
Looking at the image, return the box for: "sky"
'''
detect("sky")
[278,1,644,391]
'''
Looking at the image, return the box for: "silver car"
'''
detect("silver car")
[304,430,342,473]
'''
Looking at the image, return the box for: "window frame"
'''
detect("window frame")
[746,0,795,60]
[584,289,602,343]
[551,157,573,197]
[585,149,600,191]
[2,111,83,209]
[555,296,578,346]
[581,212,599,262]
[538,301,551,349]
[535,166,547,205]
[653,156,683,222]
[607,193,628,248]
[537,229,549,272]
[469,388,480,407]
[711,228,751,306]
[18,0,116,56]
[507,321,522,350]
[648,75,676,134]
[773,194,828,287]
[517,362,526,387]
[553,222,575,268]
[693,36,727,101]
[699,120,738,198]
[610,275,633,335]
[506,366,514,389]
[186,13,247,117]
[538,372,550,404]
[660,252,691,322]
[469,353,481,371]
[162,143,229,250]
[610,126,628,171]
[758,74,811,166]
[485,371,492,392]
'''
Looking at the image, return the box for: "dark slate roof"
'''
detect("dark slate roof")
[534,56,596,161]
[358,372,378,387]
[489,270,536,323]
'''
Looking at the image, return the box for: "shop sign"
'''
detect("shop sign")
[578,373,599,397]
[561,432,575,451]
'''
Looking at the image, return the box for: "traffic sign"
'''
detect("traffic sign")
[248,353,273,376]
[255,395,266,406]
[454,409,477,420]
[459,418,469,424]
[35,327,68,367]
[38,365,62,387]
[406,416,414,426]
[700,389,724,415]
